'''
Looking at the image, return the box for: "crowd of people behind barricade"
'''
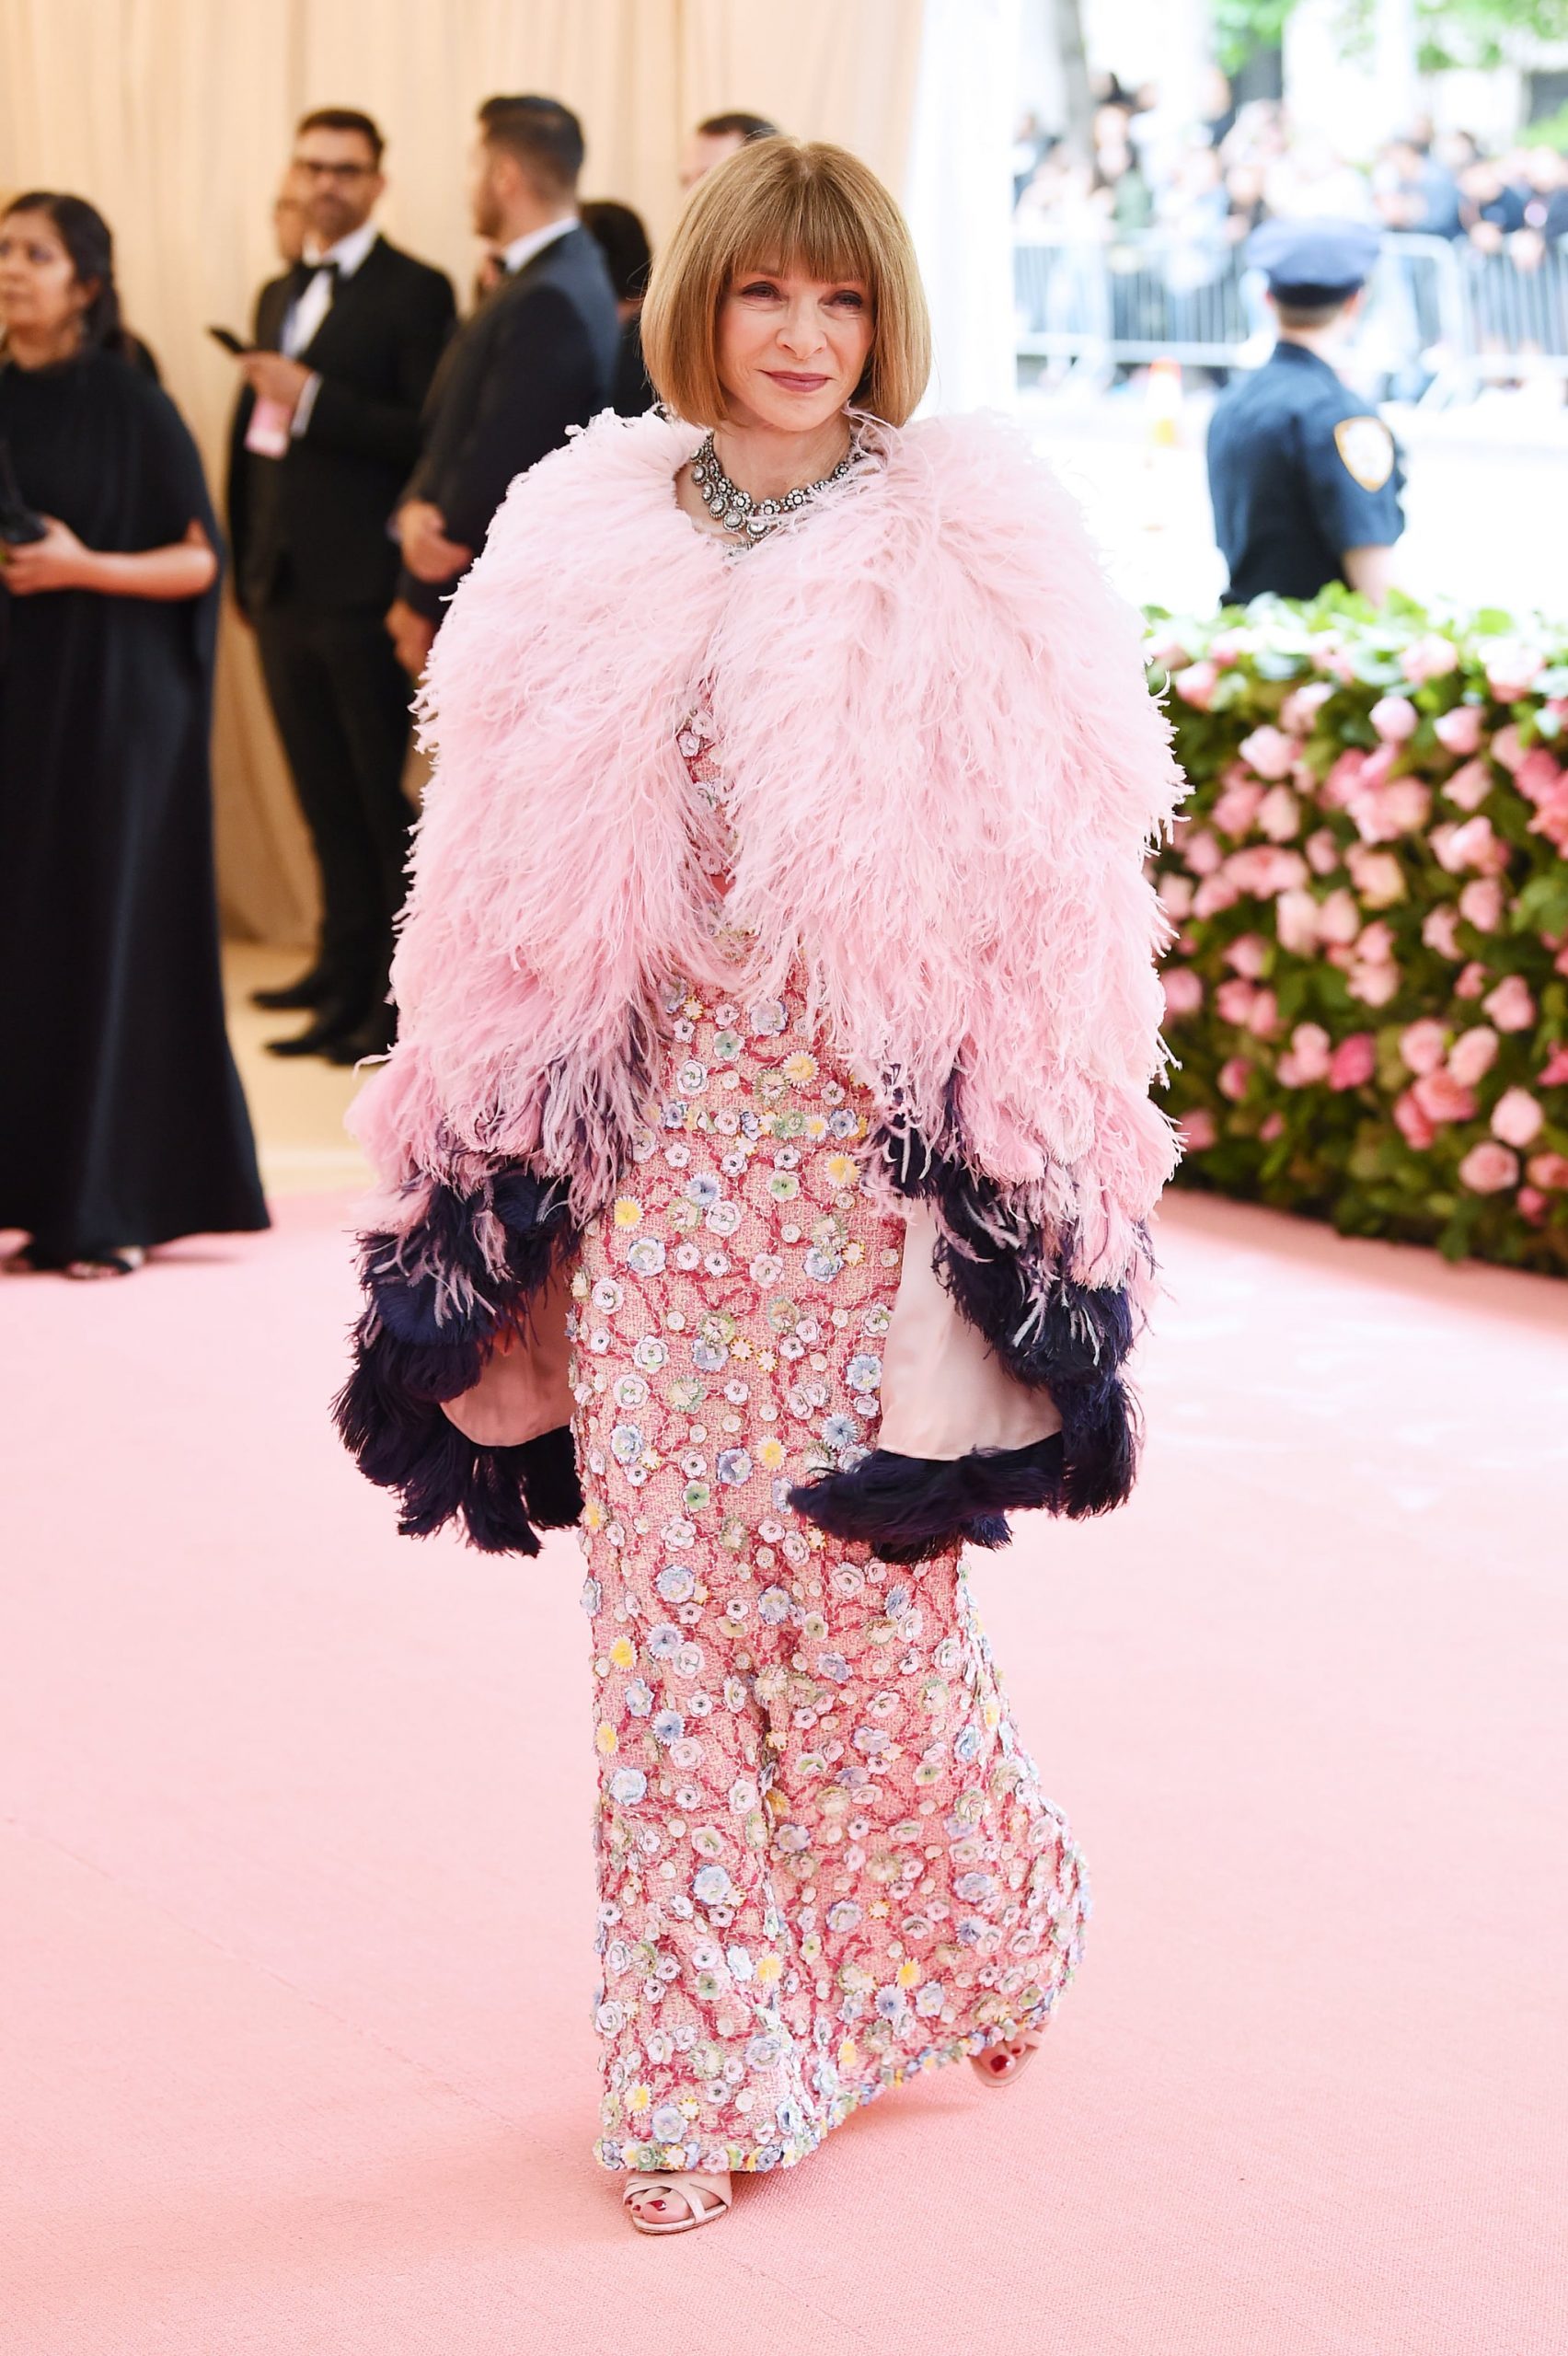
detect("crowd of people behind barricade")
[1014,70,1568,263]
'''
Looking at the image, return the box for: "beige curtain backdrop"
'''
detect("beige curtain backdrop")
[0,0,923,942]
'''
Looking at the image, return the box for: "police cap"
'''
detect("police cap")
[1247,218,1381,305]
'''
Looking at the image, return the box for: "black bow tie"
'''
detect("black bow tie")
[286,257,340,298]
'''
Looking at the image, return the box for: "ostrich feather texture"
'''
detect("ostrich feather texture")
[351,404,1185,1293]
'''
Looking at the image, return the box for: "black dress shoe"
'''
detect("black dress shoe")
[264,1002,369,1058]
[250,964,338,1013]
[322,1003,398,1066]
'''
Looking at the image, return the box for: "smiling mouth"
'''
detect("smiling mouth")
[766,371,831,390]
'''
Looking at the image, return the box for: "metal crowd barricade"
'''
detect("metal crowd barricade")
[1013,227,1564,400]
[1458,244,1568,383]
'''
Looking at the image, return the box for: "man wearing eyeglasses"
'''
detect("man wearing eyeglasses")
[225,109,455,1065]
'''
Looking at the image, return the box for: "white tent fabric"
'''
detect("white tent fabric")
[0,0,1000,941]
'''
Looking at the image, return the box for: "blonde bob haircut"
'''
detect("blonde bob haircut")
[640,137,931,429]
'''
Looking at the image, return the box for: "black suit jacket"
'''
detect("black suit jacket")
[398,225,619,619]
[227,235,455,614]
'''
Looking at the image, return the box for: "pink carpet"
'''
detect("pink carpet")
[3,1191,1564,2354]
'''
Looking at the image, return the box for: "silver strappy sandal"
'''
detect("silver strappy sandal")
[622,2169,732,2235]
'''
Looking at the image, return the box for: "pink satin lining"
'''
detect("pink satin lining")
[877,1202,1061,1460]
[439,1207,1059,1462]
[438,1263,574,1447]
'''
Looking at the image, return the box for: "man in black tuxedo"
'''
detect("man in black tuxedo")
[386,97,618,681]
[227,108,455,1064]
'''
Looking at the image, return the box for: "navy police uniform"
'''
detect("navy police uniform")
[1206,221,1404,605]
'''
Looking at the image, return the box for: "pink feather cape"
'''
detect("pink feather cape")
[352,406,1184,1291]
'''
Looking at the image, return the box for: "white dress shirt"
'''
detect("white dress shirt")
[283,218,379,436]
[500,215,578,277]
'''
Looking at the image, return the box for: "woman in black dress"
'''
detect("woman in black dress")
[0,193,267,1277]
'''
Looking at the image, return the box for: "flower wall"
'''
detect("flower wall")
[1147,590,1568,1272]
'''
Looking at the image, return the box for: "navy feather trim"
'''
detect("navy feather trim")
[334,1170,582,1553]
[872,1126,1148,1522]
[790,1435,1066,1564]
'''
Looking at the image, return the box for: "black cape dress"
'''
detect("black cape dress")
[0,346,268,1261]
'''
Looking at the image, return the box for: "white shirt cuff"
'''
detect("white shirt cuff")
[290,372,323,438]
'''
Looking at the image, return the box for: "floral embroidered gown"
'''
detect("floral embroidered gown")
[571,706,1090,2178]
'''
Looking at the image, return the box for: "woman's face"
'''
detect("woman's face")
[0,211,89,343]
[716,261,874,434]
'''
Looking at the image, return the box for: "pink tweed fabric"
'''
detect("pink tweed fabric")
[572,963,1090,2177]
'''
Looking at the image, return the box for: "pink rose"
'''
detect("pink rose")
[1238,724,1301,780]
[1217,1057,1251,1102]
[1355,920,1395,964]
[1434,704,1484,756]
[1274,887,1320,954]
[1225,932,1270,979]
[1280,681,1334,735]
[1173,660,1219,709]
[1516,748,1565,807]
[1215,976,1257,1025]
[1490,724,1527,775]
[1412,1069,1478,1124]
[1345,844,1406,907]
[1347,961,1401,1008]
[1193,873,1242,919]
[1458,878,1505,933]
[1491,1088,1544,1148]
[1321,749,1366,810]
[1161,966,1204,1019]
[1159,872,1195,920]
[1225,845,1307,898]
[1452,815,1510,875]
[1354,778,1431,842]
[1256,784,1302,841]
[1180,1107,1217,1150]
[1483,974,1537,1034]
[1287,1022,1333,1081]
[1447,1026,1500,1087]
[1526,1151,1568,1191]
[1457,1140,1519,1195]
[1209,629,1251,667]
[1328,1032,1377,1091]
[1422,904,1462,959]
[1518,1185,1550,1225]
[1246,987,1281,1039]
[1393,1088,1437,1149]
[1212,779,1266,837]
[1305,827,1342,877]
[1316,888,1362,946]
[1259,1111,1286,1142]
[1558,942,1568,976]
[1400,1019,1447,1076]
[1401,634,1459,686]
[1537,1044,1568,1089]
[1369,693,1420,742]
[1482,644,1544,703]
[1442,758,1493,813]
[1183,828,1223,876]
[1358,744,1398,791]
[1454,961,1489,1000]
[1147,627,1193,670]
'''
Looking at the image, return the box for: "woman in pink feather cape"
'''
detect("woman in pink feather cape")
[337,137,1183,2235]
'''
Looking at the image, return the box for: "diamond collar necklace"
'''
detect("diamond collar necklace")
[689,430,855,545]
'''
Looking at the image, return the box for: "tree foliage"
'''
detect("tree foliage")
[1214,0,1568,80]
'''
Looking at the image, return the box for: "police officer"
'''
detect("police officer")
[1206,220,1404,606]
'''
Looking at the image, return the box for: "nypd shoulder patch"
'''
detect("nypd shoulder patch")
[1333,415,1394,492]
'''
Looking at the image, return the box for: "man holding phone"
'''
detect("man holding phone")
[225,109,455,1064]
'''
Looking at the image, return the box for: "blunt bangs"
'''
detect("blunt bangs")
[641,137,931,430]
